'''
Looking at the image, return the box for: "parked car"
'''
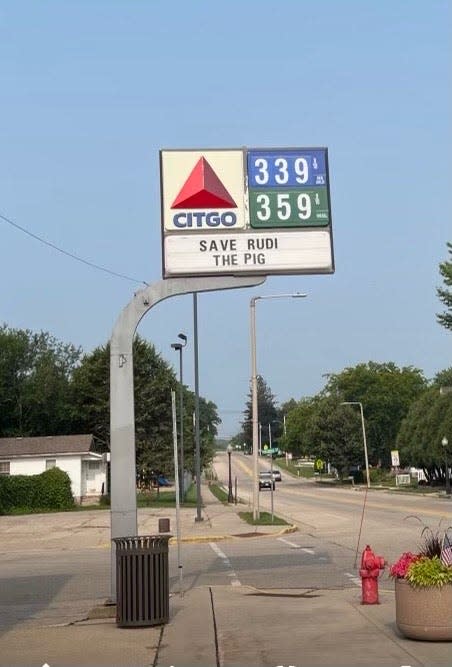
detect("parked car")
[259,471,275,491]
[271,469,282,482]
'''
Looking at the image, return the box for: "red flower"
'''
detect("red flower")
[389,552,420,579]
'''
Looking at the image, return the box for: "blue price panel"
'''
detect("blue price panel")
[247,149,328,188]
[247,148,330,229]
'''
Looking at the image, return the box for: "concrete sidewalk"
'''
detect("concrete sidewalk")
[157,585,452,667]
[1,483,451,666]
[2,586,450,667]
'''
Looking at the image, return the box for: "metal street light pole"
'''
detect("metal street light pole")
[227,444,234,503]
[442,436,450,495]
[268,423,274,522]
[259,422,262,456]
[341,401,370,488]
[171,333,187,499]
[250,293,307,521]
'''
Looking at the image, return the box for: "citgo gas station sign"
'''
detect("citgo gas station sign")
[160,147,334,278]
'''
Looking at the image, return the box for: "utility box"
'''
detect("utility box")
[113,535,171,627]
[158,518,171,533]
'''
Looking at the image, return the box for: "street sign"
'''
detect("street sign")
[391,450,400,467]
[314,458,324,472]
[160,147,334,278]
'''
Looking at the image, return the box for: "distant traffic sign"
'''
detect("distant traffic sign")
[314,458,325,472]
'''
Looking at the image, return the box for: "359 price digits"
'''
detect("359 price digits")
[256,192,312,221]
[249,189,328,228]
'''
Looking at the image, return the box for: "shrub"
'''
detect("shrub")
[0,467,74,513]
[406,557,452,589]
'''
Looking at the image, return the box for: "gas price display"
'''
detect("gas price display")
[247,148,331,229]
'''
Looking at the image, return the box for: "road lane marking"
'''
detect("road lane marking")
[209,542,229,559]
[277,537,315,554]
[209,542,241,587]
[234,458,253,476]
[277,537,301,549]
[345,572,361,587]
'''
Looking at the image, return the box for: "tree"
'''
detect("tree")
[396,386,452,483]
[279,397,317,456]
[240,375,280,449]
[323,362,427,466]
[0,325,81,437]
[71,335,220,478]
[437,242,452,331]
[433,367,452,390]
[303,396,363,477]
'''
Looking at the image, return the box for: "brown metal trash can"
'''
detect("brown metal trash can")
[113,535,171,627]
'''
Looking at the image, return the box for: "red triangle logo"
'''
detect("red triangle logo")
[171,157,237,209]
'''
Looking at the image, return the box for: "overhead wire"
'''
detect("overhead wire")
[0,211,148,286]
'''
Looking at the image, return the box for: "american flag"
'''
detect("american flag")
[441,531,452,567]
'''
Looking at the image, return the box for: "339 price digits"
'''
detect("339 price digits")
[248,149,327,188]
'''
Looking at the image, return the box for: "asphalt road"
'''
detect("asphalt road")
[1,452,450,641]
[213,451,452,565]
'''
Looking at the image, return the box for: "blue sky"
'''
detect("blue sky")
[1,1,450,438]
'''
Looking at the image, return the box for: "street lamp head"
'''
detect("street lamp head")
[178,333,188,345]
[227,444,233,454]
[171,343,182,351]
[253,292,308,304]
[442,436,449,448]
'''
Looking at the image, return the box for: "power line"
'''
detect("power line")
[0,211,148,286]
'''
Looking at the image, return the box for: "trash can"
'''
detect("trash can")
[113,535,171,627]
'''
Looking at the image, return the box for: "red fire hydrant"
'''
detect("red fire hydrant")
[359,545,385,605]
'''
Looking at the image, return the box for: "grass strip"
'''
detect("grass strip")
[238,511,288,526]
[208,482,229,503]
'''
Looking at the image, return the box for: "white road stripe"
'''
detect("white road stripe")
[278,537,315,555]
[209,542,228,559]
[345,572,361,587]
[209,542,242,587]
[277,537,301,549]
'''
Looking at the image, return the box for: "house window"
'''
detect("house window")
[45,459,57,470]
[86,460,100,481]
[0,461,10,475]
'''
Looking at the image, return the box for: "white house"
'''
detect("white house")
[0,434,107,503]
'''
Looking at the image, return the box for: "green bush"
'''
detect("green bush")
[369,468,385,483]
[99,493,111,507]
[407,556,452,588]
[0,467,74,513]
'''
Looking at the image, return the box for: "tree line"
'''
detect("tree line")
[233,243,452,483]
[0,325,219,480]
[234,364,452,483]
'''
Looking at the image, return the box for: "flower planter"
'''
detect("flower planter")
[395,578,452,641]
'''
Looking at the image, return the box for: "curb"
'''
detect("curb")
[168,524,298,544]
[169,535,229,544]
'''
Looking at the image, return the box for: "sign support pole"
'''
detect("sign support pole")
[109,274,265,600]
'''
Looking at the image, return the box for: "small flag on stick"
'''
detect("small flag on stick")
[440,530,452,566]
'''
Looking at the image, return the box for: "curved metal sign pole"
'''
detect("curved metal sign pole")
[109,275,266,599]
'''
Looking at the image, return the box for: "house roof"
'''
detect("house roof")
[0,434,95,459]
